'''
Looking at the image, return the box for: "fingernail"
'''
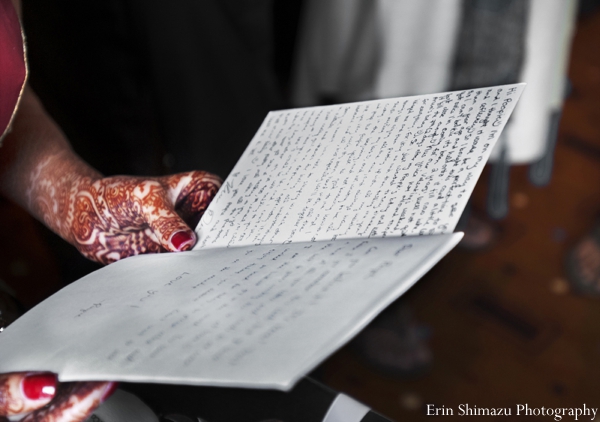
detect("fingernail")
[22,373,57,401]
[101,382,119,402]
[171,231,195,251]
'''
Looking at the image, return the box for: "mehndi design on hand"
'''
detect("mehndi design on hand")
[27,155,221,265]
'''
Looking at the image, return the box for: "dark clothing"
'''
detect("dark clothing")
[23,0,285,178]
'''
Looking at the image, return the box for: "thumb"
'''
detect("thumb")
[0,372,57,417]
[140,182,196,252]
[160,171,222,228]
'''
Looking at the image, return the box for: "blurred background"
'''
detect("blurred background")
[2,0,600,420]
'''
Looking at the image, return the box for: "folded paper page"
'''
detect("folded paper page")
[0,234,461,390]
[195,84,524,249]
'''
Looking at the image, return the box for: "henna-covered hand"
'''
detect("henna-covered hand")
[0,89,222,265]
[0,372,116,422]
[30,168,222,265]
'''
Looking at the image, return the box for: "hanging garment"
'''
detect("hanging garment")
[450,0,529,91]
[292,0,462,105]
[488,0,577,164]
[292,0,576,165]
[292,0,380,105]
[448,0,530,219]
[374,0,462,98]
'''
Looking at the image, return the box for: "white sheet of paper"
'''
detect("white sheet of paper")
[195,84,524,250]
[0,234,461,390]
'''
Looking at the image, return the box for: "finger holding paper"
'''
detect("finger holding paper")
[63,171,221,264]
[161,170,222,230]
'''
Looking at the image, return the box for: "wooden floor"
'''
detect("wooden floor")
[319,9,600,421]
[0,8,599,422]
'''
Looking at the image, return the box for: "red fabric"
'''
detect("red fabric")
[0,0,26,138]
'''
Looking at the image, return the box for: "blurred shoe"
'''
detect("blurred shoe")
[351,305,432,378]
[459,214,498,251]
[565,223,600,296]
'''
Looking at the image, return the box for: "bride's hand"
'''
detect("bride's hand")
[54,171,222,265]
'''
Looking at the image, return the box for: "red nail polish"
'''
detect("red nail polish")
[171,231,194,251]
[22,373,57,400]
[101,382,119,402]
